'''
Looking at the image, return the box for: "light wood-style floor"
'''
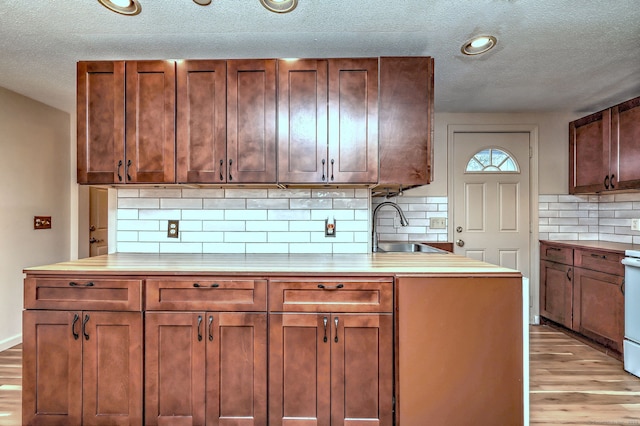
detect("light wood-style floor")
[2,326,640,425]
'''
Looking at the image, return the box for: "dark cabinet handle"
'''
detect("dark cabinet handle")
[228,159,233,181]
[82,314,90,341]
[208,316,214,342]
[611,174,616,189]
[604,175,610,189]
[197,315,203,342]
[323,316,328,343]
[330,159,335,181]
[334,317,339,343]
[321,159,326,181]
[72,314,80,340]
[219,159,224,181]
[567,268,571,281]
[621,278,625,296]
[117,160,123,182]
[547,247,561,252]
[590,253,607,260]
[193,283,220,288]
[69,281,94,287]
[318,284,344,290]
[126,159,132,181]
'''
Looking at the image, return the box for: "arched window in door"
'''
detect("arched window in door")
[465,147,520,173]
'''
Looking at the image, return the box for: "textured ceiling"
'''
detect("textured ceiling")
[1,0,639,114]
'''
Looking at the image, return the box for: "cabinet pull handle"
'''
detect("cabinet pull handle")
[567,268,571,281]
[317,284,344,290]
[197,315,203,342]
[330,159,335,181]
[321,159,326,181]
[547,247,561,252]
[604,175,610,189]
[117,160,123,182]
[193,283,220,288]
[69,281,94,287]
[208,316,214,342]
[82,314,90,341]
[219,159,224,181]
[126,159,132,181]
[323,317,328,343]
[621,278,625,296]
[228,159,233,181]
[72,314,80,340]
[334,317,339,343]
[590,253,607,260]
[611,174,616,189]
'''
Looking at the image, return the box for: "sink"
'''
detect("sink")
[375,242,448,254]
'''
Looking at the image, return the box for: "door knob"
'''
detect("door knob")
[456,239,465,247]
[89,225,96,231]
[456,226,463,233]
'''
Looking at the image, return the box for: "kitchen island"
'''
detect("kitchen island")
[23,252,527,426]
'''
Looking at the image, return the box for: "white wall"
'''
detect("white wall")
[0,87,71,350]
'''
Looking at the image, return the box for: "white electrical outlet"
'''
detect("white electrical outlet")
[430,217,446,229]
[632,218,640,231]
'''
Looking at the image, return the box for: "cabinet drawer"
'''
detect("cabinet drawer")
[146,278,267,311]
[268,279,393,313]
[540,244,573,265]
[574,249,624,276]
[24,276,142,311]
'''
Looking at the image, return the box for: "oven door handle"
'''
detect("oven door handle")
[622,258,640,268]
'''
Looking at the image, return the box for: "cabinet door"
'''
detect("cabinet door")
[145,312,206,425]
[612,96,640,190]
[378,57,433,186]
[206,312,267,425]
[176,60,227,183]
[77,61,125,184]
[569,109,611,193]
[269,313,331,426]
[125,60,176,183]
[331,314,393,426]
[22,310,83,425]
[227,59,277,183]
[540,260,573,329]
[327,58,378,183]
[278,59,328,183]
[82,311,143,425]
[573,267,625,353]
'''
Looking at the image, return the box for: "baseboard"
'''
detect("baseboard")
[0,334,22,352]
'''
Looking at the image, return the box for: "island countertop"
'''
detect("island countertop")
[23,252,521,277]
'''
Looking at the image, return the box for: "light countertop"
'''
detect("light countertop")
[24,252,521,277]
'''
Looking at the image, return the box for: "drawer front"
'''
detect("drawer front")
[574,249,624,276]
[24,276,142,311]
[146,278,267,311]
[269,279,393,313]
[540,244,573,265]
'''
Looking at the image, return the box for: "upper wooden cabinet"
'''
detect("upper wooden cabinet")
[176,59,277,184]
[278,58,379,184]
[78,57,433,187]
[78,60,176,184]
[378,56,434,188]
[570,95,640,193]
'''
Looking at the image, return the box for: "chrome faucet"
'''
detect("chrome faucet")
[372,201,409,252]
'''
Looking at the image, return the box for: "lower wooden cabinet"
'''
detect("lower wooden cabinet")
[268,313,393,426]
[144,312,267,425]
[573,267,625,352]
[22,310,143,425]
[540,260,573,328]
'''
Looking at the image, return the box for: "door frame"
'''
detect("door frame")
[447,124,539,324]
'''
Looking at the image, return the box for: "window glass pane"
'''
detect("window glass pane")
[465,147,520,173]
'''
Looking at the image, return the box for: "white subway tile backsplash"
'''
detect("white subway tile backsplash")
[182,188,224,199]
[289,221,324,232]
[246,221,288,232]
[140,188,182,198]
[183,210,225,220]
[203,243,245,254]
[269,210,310,221]
[333,243,368,253]
[290,198,332,209]
[332,198,369,209]
[203,199,246,209]
[225,232,267,243]
[312,189,355,198]
[117,242,159,253]
[118,209,139,219]
[310,210,355,221]
[289,243,332,254]
[117,189,139,198]
[225,210,267,221]
[182,232,224,243]
[161,198,203,209]
[247,198,290,209]
[225,189,269,199]
[118,220,160,231]
[160,242,203,253]
[246,243,289,254]
[118,198,159,209]
[204,220,245,231]
[269,232,309,243]
[139,209,181,220]
[268,188,311,198]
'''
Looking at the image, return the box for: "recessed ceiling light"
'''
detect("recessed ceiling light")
[461,35,497,56]
[193,0,212,5]
[98,0,141,15]
[260,0,298,13]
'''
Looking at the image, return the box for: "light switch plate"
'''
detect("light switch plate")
[430,217,446,229]
[632,218,640,231]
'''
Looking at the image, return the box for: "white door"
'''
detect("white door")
[453,132,530,278]
[89,187,109,257]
